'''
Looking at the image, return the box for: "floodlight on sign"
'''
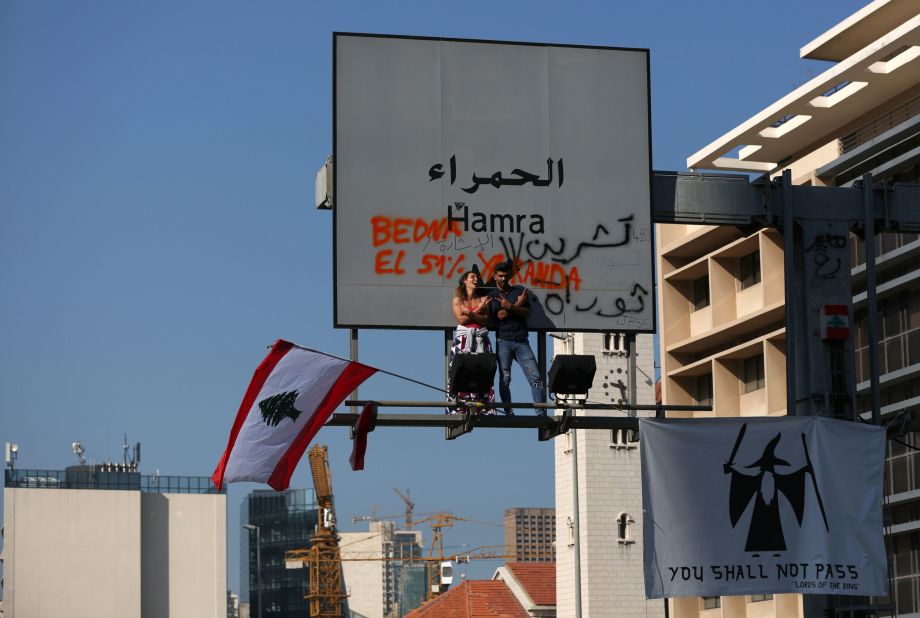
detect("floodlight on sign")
[549,355,597,396]
[449,354,497,395]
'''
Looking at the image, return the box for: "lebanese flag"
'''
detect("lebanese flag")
[212,340,377,490]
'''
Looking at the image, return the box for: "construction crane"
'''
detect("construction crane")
[412,513,465,597]
[351,510,442,525]
[305,444,347,618]
[393,487,415,528]
[288,508,525,608]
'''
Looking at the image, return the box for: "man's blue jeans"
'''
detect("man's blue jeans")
[496,338,546,414]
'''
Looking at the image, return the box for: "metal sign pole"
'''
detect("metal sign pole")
[863,174,882,426]
[783,170,798,417]
[350,328,359,414]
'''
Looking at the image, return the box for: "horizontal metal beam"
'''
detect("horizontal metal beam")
[342,399,707,412]
[653,171,767,226]
[653,172,920,231]
[332,401,711,440]
[325,411,651,442]
[885,182,920,232]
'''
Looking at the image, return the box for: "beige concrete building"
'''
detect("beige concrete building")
[660,1,920,616]
[504,507,556,563]
[553,332,660,617]
[2,466,226,618]
[340,520,424,618]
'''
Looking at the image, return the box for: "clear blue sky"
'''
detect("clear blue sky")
[0,0,867,595]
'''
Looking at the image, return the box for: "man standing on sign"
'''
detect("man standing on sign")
[487,261,546,415]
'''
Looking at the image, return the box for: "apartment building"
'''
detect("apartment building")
[504,507,556,563]
[659,1,920,615]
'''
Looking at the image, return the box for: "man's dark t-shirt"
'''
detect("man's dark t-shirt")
[488,286,529,341]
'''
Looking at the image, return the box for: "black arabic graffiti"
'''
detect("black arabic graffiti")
[495,217,649,321]
[543,274,649,320]
[427,155,564,193]
[521,217,634,265]
[597,283,649,318]
[499,215,648,264]
[804,233,846,279]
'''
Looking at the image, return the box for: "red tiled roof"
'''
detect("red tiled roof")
[404,580,528,618]
[505,562,556,607]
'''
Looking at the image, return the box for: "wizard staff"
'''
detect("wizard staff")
[801,433,830,532]
[723,422,747,474]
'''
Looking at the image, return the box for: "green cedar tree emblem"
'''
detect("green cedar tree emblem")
[259,390,302,427]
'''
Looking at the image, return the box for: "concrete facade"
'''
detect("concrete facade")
[553,332,662,617]
[340,529,386,618]
[503,507,555,563]
[2,484,225,618]
[664,1,920,615]
[340,521,424,618]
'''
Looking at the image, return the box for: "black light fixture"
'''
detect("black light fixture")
[549,354,597,396]
[449,354,497,394]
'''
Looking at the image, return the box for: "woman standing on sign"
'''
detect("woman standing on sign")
[447,270,495,414]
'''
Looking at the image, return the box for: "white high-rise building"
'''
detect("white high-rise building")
[553,332,661,617]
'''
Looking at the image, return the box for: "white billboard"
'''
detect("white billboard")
[334,34,653,332]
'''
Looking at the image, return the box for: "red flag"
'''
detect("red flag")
[349,402,378,471]
[212,340,376,490]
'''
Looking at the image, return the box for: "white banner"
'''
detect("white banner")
[641,416,887,598]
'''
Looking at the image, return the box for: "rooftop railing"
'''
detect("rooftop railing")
[840,93,920,155]
[4,468,225,494]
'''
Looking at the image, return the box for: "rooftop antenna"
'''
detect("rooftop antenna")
[6,442,19,469]
[121,434,140,469]
[72,441,86,465]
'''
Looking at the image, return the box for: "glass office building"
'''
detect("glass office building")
[241,488,318,618]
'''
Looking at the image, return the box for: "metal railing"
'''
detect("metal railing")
[4,468,224,494]
[840,94,920,154]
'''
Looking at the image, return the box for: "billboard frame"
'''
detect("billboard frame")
[332,32,655,334]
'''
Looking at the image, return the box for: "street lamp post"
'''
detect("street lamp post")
[243,524,263,618]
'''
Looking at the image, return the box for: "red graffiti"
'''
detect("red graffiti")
[476,253,580,290]
[371,215,462,248]
[374,249,406,275]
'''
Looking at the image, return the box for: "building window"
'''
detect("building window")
[616,512,634,544]
[603,332,627,355]
[696,374,713,407]
[750,594,773,602]
[855,289,920,383]
[611,428,638,449]
[566,517,575,547]
[691,275,710,311]
[888,531,920,614]
[743,355,765,393]
[739,251,761,289]
[702,596,721,609]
